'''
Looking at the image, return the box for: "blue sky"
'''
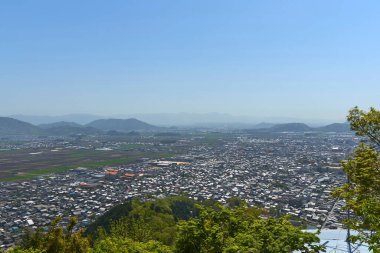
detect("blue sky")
[1,0,380,122]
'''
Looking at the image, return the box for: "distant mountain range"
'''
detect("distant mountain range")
[44,126,103,136]
[316,123,351,132]
[248,122,350,133]
[10,114,103,125]
[0,117,43,135]
[10,113,339,127]
[86,118,160,132]
[38,121,83,129]
[0,116,351,136]
[269,123,312,132]
[0,117,160,136]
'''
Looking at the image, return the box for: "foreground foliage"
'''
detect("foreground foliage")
[9,217,90,253]
[174,204,322,253]
[333,106,380,252]
[92,238,172,253]
[7,196,323,253]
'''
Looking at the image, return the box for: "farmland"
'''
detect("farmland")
[0,132,228,182]
[0,148,173,181]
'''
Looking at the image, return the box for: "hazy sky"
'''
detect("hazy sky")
[1,0,380,121]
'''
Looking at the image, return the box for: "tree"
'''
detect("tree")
[92,237,172,253]
[333,106,380,251]
[20,216,90,253]
[174,204,322,253]
[6,249,45,253]
[108,199,177,245]
[8,197,324,252]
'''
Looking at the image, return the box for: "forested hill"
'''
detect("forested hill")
[86,118,160,132]
[84,195,201,241]
[0,117,43,135]
[0,117,161,136]
[9,196,324,253]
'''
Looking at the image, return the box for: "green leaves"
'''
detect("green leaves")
[348,106,380,146]
[14,216,90,253]
[333,106,380,251]
[174,205,321,253]
[108,199,177,245]
[92,237,172,253]
[10,196,324,253]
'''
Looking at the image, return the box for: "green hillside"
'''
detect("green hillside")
[8,196,323,253]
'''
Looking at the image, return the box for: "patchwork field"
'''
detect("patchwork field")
[0,148,173,181]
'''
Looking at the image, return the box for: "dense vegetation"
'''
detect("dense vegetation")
[333,106,380,252]
[7,196,323,253]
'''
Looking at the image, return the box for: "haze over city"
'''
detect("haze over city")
[1,1,380,124]
[2,1,380,252]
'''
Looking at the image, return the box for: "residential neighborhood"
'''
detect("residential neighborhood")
[0,132,356,249]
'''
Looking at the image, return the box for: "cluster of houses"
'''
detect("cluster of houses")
[0,132,356,250]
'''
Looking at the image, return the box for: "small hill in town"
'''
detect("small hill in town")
[86,118,160,132]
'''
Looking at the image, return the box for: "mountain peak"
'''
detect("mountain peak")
[86,118,158,132]
[270,123,312,132]
[0,117,42,135]
[38,121,83,129]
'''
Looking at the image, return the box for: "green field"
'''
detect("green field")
[120,143,145,150]
[0,148,173,182]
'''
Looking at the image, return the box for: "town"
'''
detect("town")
[0,131,356,249]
